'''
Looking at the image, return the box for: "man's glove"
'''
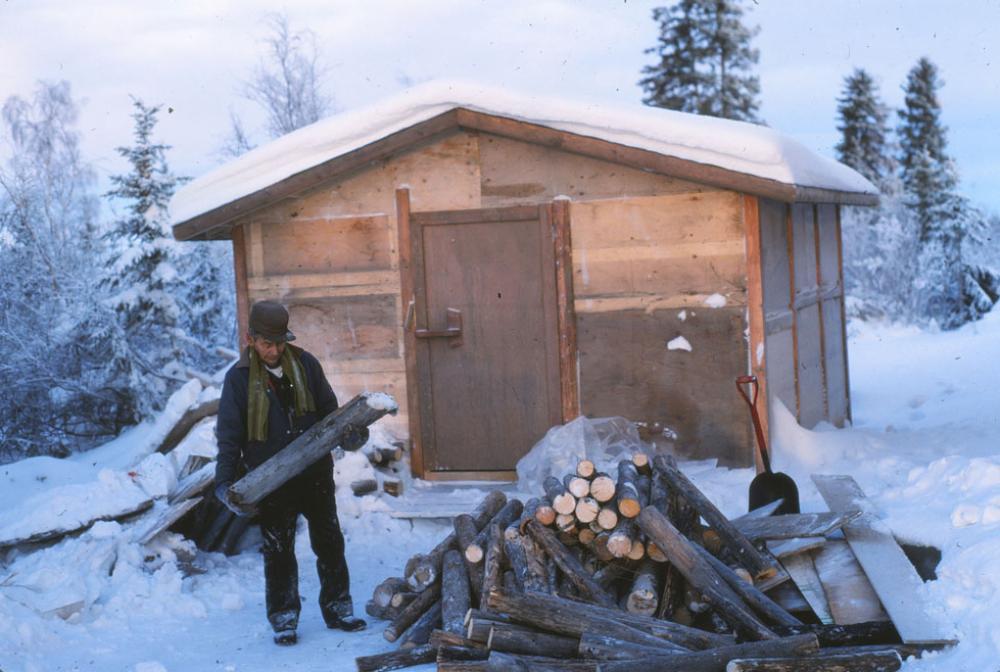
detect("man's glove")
[340,424,369,452]
[215,482,247,517]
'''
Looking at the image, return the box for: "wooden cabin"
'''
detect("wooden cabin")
[171,82,877,479]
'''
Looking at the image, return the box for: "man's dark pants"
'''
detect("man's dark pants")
[257,465,352,632]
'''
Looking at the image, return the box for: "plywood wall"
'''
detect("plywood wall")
[230,126,849,468]
[571,192,753,466]
[758,198,850,430]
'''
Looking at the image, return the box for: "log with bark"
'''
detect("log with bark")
[593,634,819,671]
[383,581,441,642]
[465,499,524,563]
[525,520,617,608]
[692,544,802,628]
[442,550,472,634]
[615,460,642,518]
[405,490,507,591]
[770,622,900,648]
[351,479,379,496]
[576,459,596,479]
[354,643,436,672]
[454,514,485,605]
[578,631,682,660]
[543,476,577,515]
[724,649,903,672]
[398,600,441,648]
[480,522,505,604]
[487,622,580,658]
[625,559,661,615]
[486,589,731,651]
[636,506,777,641]
[653,455,775,579]
[227,392,398,513]
[382,479,403,497]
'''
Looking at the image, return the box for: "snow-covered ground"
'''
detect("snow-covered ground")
[2,308,999,671]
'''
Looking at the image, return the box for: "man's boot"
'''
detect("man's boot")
[325,615,366,632]
[273,629,297,645]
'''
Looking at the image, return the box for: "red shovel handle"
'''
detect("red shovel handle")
[736,375,771,474]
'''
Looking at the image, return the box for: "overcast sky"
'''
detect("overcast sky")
[2,0,998,213]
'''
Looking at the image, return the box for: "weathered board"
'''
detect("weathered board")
[477,133,716,207]
[733,512,860,541]
[812,540,888,626]
[767,537,826,559]
[813,475,956,645]
[792,204,826,428]
[758,198,797,421]
[781,551,834,625]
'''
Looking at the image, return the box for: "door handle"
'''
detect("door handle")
[414,308,463,348]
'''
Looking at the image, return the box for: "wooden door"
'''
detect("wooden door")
[403,202,567,475]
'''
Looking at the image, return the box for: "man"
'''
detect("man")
[214,300,367,645]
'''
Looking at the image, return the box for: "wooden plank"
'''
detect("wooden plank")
[155,399,219,456]
[817,204,848,426]
[397,189,421,476]
[247,269,399,295]
[758,198,796,422]
[793,203,824,428]
[578,306,752,465]
[0,497,154,549]
[231,223,250,346]
[169,461,215,503]
[551,199,579,423]
[781,551,834,625]
[477,132,713,207]
[283,295,399,362]
[410,204,539,225]
[734,512,860,541]
[175,109,875,241]
[812,475,955,645]
[228,393,398,511]
[456,110,876,208]
[743,193,769,473]
[173,110,462,240]
[835,207,852,423]
[259,214,392,276]
[134,497,204,545]
[812,540,888,626]
[767,537,826,559]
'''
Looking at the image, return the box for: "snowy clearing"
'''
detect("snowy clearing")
[2,307,999,671]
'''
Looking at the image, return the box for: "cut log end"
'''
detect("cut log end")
[590,475,616,503]
[576,460,596,478]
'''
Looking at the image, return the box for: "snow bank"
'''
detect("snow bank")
[170,80,876,228]
[3,307,1000,670]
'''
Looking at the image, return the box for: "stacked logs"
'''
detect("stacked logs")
[356,454,911,672]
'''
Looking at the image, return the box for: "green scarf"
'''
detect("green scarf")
[247,344,316,442]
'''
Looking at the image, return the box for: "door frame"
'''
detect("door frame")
[395,188,579,480]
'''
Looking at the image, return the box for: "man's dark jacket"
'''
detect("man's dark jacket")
[215,345,338,488]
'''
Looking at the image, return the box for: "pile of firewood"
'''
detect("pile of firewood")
[356,454,922,672]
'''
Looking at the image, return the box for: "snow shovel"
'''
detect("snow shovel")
[736,375,800,515]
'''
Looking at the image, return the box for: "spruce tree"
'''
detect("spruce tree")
[897,58,981,328]
[104,99,185,414]
[835,68,894,191]
[640,0,762,123]
[897,58,961,243]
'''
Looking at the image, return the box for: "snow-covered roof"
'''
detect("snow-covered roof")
[170,80,878,239]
